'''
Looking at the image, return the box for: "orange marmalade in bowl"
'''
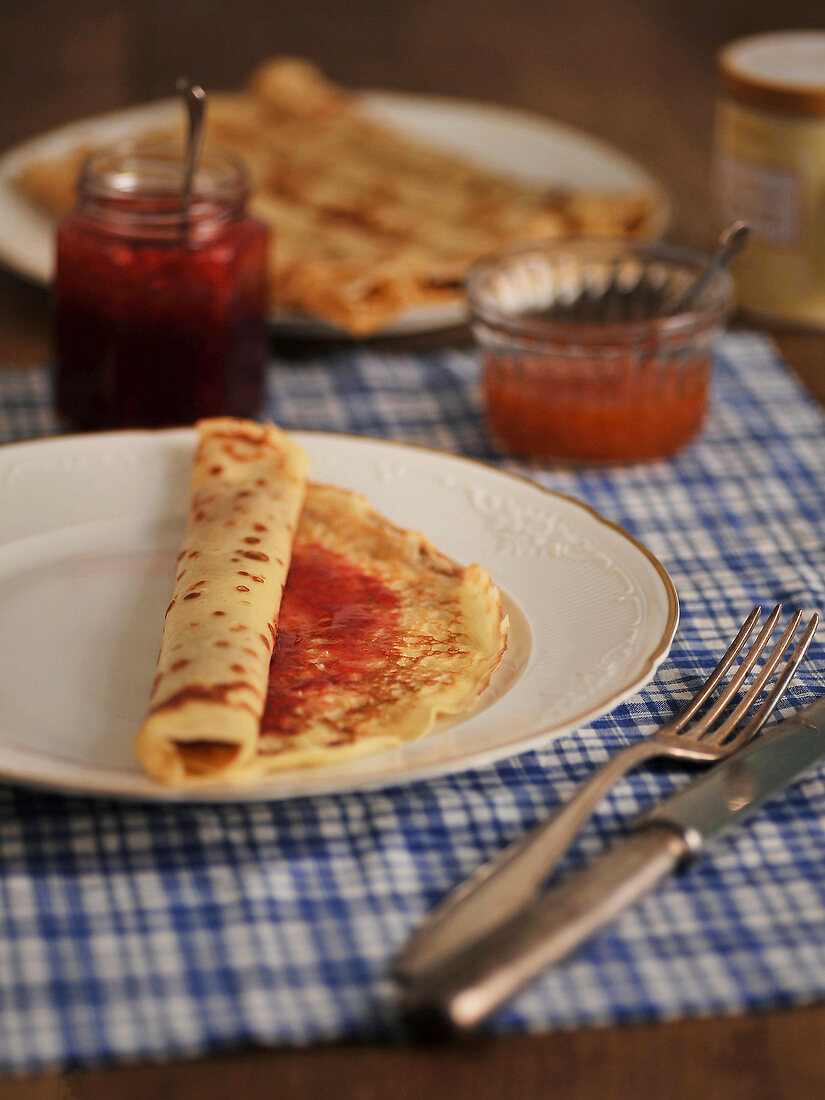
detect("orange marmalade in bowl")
[467,239,733,463]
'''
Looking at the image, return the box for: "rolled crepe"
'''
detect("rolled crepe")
[135,418,309,784]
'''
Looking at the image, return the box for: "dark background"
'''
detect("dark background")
[1,0,823,248]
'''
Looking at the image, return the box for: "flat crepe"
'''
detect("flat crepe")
[134,417,309,784]
[252,482,508,773]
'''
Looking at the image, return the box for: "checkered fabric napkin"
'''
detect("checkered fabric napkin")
[2,331,825,1073]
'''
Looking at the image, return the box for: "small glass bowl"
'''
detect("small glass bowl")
[466,239,734,463]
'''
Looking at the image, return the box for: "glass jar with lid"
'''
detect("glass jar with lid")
[714,31,825,327]
[55,141,268,429]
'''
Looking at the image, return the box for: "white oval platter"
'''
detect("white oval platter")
[0,92,669,337]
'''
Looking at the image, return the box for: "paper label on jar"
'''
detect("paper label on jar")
[716,151,799,245]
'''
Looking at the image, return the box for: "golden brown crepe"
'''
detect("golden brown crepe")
[135,420,509,787]
[14,57,661,335]
[134,417,309,784]
[254,483,508,773]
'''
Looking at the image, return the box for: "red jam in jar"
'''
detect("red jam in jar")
[55,142,268,429]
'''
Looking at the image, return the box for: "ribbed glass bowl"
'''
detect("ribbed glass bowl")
[466,238,734,463]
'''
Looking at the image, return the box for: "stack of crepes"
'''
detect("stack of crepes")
[14,57,661,335]
[135,418,508,786]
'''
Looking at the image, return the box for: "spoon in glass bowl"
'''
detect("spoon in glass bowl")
[668,220,750,314]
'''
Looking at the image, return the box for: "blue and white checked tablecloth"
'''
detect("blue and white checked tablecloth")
[2,331,825,1073]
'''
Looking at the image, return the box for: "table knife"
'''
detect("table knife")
[398,696,825,1036]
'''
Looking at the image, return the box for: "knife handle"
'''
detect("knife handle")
[399,824,691,1038]
[395,737,663,981]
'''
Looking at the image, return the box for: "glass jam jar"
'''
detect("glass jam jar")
[55,141,268,429]
[714,31,825,327]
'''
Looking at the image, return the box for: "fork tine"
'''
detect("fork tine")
[670,607,762,732]
[703,610,803,745]
[682,604,782,736]
[726,612,820,748]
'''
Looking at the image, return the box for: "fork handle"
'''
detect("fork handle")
[394,737,665,981]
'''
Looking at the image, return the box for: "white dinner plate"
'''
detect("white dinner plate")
[0,92,669,337]
[0,430,678,802]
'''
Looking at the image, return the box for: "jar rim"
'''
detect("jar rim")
[718,31,825,117]
[78,138,249,211]
[465,237,734,348]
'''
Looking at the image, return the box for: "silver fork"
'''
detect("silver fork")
[395,605,819,981]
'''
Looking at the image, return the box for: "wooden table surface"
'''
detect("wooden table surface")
[1,2,824,1097]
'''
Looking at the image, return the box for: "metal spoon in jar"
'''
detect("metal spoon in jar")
[175,76,207,210]
[668,220,750,314]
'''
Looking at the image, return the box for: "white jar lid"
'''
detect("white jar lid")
[719,30,825,115]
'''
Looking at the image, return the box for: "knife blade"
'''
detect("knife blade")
[399,696,825,1036]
